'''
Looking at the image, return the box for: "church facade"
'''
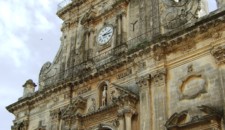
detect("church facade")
[6,0,225,130]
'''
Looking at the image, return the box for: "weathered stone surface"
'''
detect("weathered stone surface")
[6,0,225,130]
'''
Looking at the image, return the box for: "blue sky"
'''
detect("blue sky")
[0,0,218,130]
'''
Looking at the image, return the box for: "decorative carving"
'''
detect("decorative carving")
[61,96,87,119]
[110,90,117,104]
[83,107,118,129]
[211,46,225,64]
[187,64,193,73]
[153,44,165,61]
[77,86,91,95]
[72,96,87,110]
[178,65,207,100]
[179,74,207,100]
[137,61,146,71]
[162,0,200,29]
[151,69,166,87]
[64,93,70,99]
[88,98,96,113]
[80,6,97,25]
[112,119,120,127]
[165,105,222,130]
[12,120,29,130]
[136,75,150,88]
[35,121,46,130]
[50,109,61,121]
[39,62,59,89]
[117,68,132,79]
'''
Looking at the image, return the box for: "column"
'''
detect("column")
[151,69,167,130]
[117,14,122,45]
[121,12,127,43]
[85,31,90,50]
[117,110,125,130]
[89,29,94,49]
[136,75,152,130]
[124,112,132,130]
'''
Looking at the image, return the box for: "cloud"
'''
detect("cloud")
[0,33,30,67]
[0,0,61,68]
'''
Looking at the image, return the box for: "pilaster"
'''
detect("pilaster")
[150,69,167,130]
[211,45,225,128]
[136,75,151,130]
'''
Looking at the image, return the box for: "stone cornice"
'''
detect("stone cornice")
[57,0,88,18]
[127,8,225,61]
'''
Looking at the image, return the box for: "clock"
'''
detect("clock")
[97,26,113,45]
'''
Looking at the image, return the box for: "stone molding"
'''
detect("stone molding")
[165,105,222,130]
[211,45,225,65]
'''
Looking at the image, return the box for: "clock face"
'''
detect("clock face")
[97,26,113,45]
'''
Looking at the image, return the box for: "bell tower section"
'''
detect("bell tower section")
[56,0,130,70]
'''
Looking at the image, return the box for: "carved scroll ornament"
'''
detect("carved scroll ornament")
[162,0,200,29]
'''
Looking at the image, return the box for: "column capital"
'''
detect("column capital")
[211,45,225,65]
[136,74,150,88]
[151,69,167,87]
[117,107,136,118]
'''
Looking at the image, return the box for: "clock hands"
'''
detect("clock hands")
[102,30,112,36]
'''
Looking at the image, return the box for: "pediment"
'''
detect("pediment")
[165,105,222,130]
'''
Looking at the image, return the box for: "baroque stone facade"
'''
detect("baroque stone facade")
[6,0,225,130]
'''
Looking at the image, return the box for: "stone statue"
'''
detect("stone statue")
[102,86,107,106]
